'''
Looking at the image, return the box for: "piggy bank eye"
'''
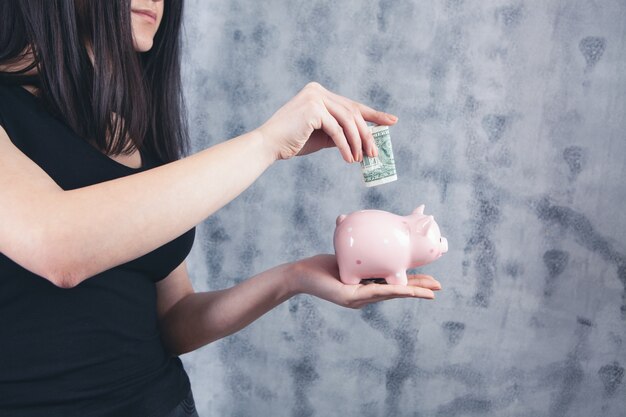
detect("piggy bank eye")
[439,237,442,242]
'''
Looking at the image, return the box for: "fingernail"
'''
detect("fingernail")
[388,114,398,122]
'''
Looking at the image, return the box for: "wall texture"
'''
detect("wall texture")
[179,1,626,416]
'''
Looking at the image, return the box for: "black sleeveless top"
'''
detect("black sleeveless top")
[0,83,196,417]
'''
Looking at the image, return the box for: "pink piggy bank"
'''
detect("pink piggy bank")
[333,205,448,285]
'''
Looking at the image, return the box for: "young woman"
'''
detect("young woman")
[0,1,441,416]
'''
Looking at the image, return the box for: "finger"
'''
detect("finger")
[324,98,363,162]
[353,111,378,158]
[350,295,402,309]
[407,275,442,290]
[357,283,435,300]
[324,89,398,126]
[319,106,353,163]
[355,101,398,126]
[349,296,394,309]
[408,274,439,284]
[406,285,436,299]
[353,291,434,308]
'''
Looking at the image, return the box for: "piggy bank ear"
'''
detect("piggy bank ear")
[412,205,425,215]
[415,215,434,234]
[425,219,441,240]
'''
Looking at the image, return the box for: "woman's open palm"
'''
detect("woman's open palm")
[292,254,441,309]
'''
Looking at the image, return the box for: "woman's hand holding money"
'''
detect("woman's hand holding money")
[257,82,398,163]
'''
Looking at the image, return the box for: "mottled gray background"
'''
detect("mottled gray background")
[178,1,626,416]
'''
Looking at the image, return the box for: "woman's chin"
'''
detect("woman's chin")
[132,36,154,53]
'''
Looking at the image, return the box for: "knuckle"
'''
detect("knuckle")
[305,98,320,110]
[297,88,314,100]
[332,123,345,138]
[299,89,319,103]
[306,81,322,91]
[304,99,325,119]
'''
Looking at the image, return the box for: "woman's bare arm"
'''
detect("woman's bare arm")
[0,82,397,289]
[158,256,440,357]
[0,125,274,287]
[158,262,293,356]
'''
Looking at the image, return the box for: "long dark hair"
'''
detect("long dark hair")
[0,0,189,163]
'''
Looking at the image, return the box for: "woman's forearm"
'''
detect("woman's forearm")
[157,255,442,356]
[158,262,296,356]
[41,130,274,287]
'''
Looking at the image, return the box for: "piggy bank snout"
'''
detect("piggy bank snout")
[440,237,448,254]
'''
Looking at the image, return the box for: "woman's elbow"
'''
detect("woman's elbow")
[35,232,86,289]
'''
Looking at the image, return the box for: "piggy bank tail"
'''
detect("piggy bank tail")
[336,214,347,226]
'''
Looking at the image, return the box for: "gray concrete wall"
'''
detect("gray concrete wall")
[180,1,626,416]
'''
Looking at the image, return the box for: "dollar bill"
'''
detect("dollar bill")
[360,125,397,187]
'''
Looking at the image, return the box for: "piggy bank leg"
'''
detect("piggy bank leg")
[338,263,363,285]
[340,274,363,285]
[385,271,408,286]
